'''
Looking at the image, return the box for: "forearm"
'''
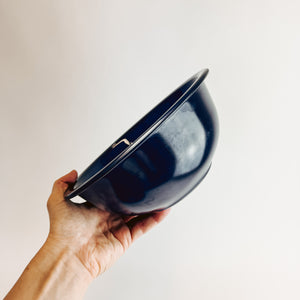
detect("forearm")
[5,237,93,300]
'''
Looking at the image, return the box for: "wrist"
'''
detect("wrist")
[42,236,94,284]
[31,237,94,299]
[45,231,102,279]
[5,236,93,300]
[37,237,93,299]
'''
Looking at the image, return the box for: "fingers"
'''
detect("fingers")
[57,169,78,184]
[126,208,171,242]
[49,170,78,204]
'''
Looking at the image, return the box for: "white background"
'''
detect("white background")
[1,1,300,299]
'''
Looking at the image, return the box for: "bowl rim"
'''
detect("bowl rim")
[65,69,209,199]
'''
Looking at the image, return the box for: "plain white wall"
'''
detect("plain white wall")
[1,0,300,299]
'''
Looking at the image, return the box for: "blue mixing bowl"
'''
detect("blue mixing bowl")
[65,69,219,215]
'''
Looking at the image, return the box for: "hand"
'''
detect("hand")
[5,170,170,300]
[46,170,170,278]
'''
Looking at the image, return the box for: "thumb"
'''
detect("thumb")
[49,170,78,204]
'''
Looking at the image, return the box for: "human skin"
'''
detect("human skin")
[5,170,170,300]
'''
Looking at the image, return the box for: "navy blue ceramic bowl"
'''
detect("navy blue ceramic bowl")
[65,69,219,215]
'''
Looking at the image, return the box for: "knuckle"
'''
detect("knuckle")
[54,180,68,189]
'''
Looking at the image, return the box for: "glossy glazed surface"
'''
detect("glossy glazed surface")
[66,70,219,214]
